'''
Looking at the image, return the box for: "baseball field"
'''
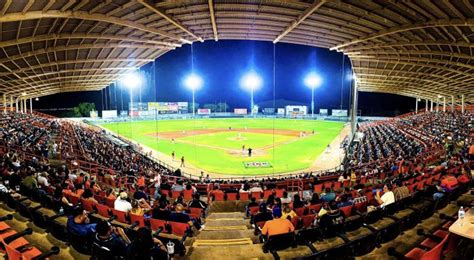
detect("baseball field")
[99,118,345,176]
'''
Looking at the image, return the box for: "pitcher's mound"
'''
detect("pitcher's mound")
[227,137,247,141]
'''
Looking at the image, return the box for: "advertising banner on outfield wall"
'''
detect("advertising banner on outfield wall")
[234,108,248,115]
[102,110,118,119]
[332,109,348,117]
[277,108,285,115]
[319,109,328,115]
[90,110,98,119]
[197,108,211,115]
[129,102,148,111]
[148,102,188,114]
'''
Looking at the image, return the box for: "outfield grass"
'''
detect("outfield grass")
[100,118,344,175]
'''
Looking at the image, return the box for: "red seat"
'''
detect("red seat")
[251,192,262,200]
[239,192,250,201]
[294,207,305,217]
[301,214,315,228]
[340,205,353,218]
[256,221,266,229]
[360,177,367,184]
[80,198,95,212]
[226,193,238,201]
[263,190,273,199]
[323,182,332,189]
[183,190,193,200]
[308,203,322,213]
[111,208,128,223]
[93,194,104,203]
[105,197,115,208]
[171,191,181,199]
[69,194,80,205]
[333,182,342,190]
[96,204,111,218]
[290,216,299,229]
[189,207,203,219]
[160,189,170,197]
[213,192,225,201]
[420,229,448,249]
[404,233,449,260]
[249,206,259,216]
[313,184,323,193]
[274,189,285,198]
[129,213,146,227]
[150,218,167,232]
[343,180,350,187]
[354,201,368,214]
[4,238,43,260]
[168,221,190,236]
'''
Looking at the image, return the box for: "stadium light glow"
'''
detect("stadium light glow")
[240,72,262,116]
[120,71,142,118]
[120,72,142,89]
[184,74,203,91]
[304,72,322,118]
[304,73,322,89]
[184,73,203,117]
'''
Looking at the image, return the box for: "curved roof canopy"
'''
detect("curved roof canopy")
[0,0,472,103]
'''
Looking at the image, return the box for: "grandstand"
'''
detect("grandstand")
[0,1,473,260]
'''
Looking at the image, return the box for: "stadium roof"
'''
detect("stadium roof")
[0,0,472,103]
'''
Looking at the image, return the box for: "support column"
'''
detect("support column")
[9,96,13,111]
[350,78,358,140]
[443,97,446,112]
[461,94,465,113]
[29,98,32,114]
[23,99,26,113]
[3,94,6,113]
[436,97,439,112]
[425,99,428,112]
[451,95,454,112]
[415,98,418,113]
[15,98,18,112]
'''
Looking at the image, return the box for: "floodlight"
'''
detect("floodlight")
[184,74,203,91]
[304,73,322,89]
[120,72,142,89]
[35,97,39,101]
[241,72,262,91]
[437,94,442,98]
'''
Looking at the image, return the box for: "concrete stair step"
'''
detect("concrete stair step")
[204,219,249,228]
[193,237,253,246]
[195,229,259,242]
[203,225,249,231]
[188,243,312,259]
[207,212,246,219]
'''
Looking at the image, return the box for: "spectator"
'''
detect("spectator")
[152,200,171,220]
[133,186,148,201]
[67,207,96,237]
[261,207,295,237]
[253,204,273,225]
[170,204,204,230]
[281,205,297,220]
[189,193,207,210]
[375,184,395,208]
[338,172,350,183]
[321,187,336,202]
[126,227,168,259]
[336,194,352,208]
[292,194,305,209]
[309,193,321,205]
[130,199,151,216]
[115,192,132,213]
[93,220,130,258]
[352,189,368,205]
[81,188,98,204]
[249,183,263,193]
[393,181,410,201]
[318,201,345,232]
[37,172,49,188]
[280,191,292,204]
[106,188,116,200]
[171,181,184,192]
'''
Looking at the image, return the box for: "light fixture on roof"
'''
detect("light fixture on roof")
[35,97,39,101]
[21,92,26,96]
[437,95,442,98]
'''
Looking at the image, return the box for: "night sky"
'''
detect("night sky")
[34,40,416,117]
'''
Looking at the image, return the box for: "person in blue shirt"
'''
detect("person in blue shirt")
[67,207,96,237]
[320,187,336,202]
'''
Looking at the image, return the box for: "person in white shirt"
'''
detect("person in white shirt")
[249,183,263,193]
[37,172,50,188]
[152,173,161,199]
[114,192,132,212]
[280,191,292,204]
[376,184,395,208]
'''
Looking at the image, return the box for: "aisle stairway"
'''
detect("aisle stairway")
[186,211,312,259]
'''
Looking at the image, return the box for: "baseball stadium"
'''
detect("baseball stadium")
[0,1,473,260]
